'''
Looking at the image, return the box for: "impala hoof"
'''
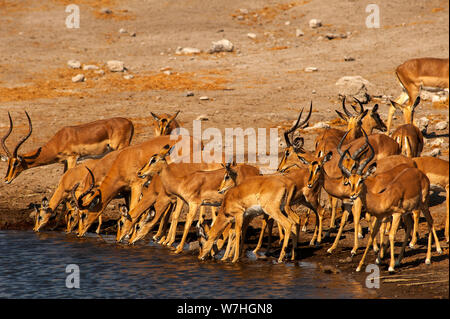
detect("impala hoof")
[326,248,333,254]
[388,267,395,273]
[356,266,362,272]
[409,242,415,249]
[437,248,442,255]
[425,258,431,265]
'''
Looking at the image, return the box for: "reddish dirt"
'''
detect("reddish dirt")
[0,0,448,299]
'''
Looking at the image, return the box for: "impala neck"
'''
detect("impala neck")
[20,146,54,169]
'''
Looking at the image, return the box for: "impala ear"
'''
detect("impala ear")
[150,112,160,121]
[389,99,403,111]
[335,110,349,122]
[412,96,420,111]
[323,151,333,163]
[363,162,377,180]
[42,197,49,209]
[297,155,310,165]
[119,204,131,221]
[0,154,7,162]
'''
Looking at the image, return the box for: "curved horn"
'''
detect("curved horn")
[338,149,351,178]
[71,183,81,210]
[341,96,353,117]
[77,167,96,207]
[1,112,13,158]
[356,129,375,175]
[337,130,351,157]
[352,97,364,114]
[13,111,32,157]
[350,129,370,160]
[283,101,312,147]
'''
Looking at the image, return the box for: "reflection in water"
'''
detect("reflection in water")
[0,230,370,298]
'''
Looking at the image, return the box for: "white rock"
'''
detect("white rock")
[295,29,304,37]
[304,67,318,72]
[95,70,105,75]
[435,121,448,130]
[199,96,209,100]
[163,70,172,75]
[239,8,249,14]
[175,47,201,55]
[67,60,81,69]
[285,21,291,25]
[82,64,99,70]
[123,74,134,80]
[309,19,322,28]
[428,138,445,147]
[106,60,125,72]
[247,33,257,39]
[119,28,127,34]
[417,117,430,131]
[335,75,371,87]
[71,74,85,83]
[209,39,234,53]
[429,148,441,157]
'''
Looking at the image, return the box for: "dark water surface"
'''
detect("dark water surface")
[0,230,370,298]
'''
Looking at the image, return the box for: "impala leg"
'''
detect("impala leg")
[329,196,338,229]
[253,216,268,255]
[378,221,386,262]
[302,209,310,232]
[211,206,218,226]
[309,206,322,246]
[421,206,442,256]
[385,105,396,136]
[66,156,78,171]
[163,198,183,246]
[221,227,235,261]
[197,206,206,228]
[95,214,102,234]
[388,213,402,272]
[351,199,363,255]
[175,203,200,254]
[357,218,381,272]
[396,213,413,267]
[231,214,244,263]
[327,208,349,254]
[153,202,173,241]
[409,210,420,248]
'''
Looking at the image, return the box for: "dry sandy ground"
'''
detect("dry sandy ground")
[0,0,448,299]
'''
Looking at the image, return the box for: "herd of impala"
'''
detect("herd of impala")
[1,57,449,273]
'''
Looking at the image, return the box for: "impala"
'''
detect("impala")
[386,57,449,134]
[74,135,203,237]
[198,171,299,263]
[151,110,181,136]
[1,112,134,183]
[341,152,442,272]
[390,96,423,157]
